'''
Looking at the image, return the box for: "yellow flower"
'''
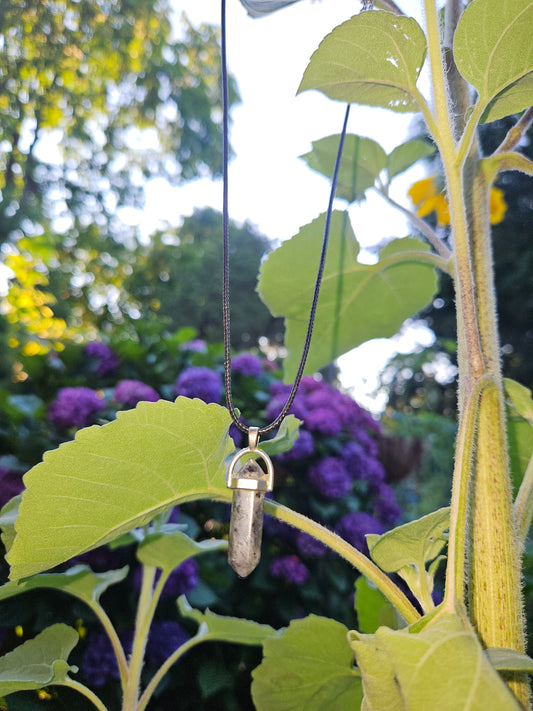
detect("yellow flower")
[408,176,450,226]
[489,186,507,225]
[408,177,507,227]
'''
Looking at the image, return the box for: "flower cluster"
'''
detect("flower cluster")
[174,366,223,404]
[84,342,120,376]
[114,379,160,408]
[48,386,106,429]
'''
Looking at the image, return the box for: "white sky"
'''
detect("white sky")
[144,0,436,412]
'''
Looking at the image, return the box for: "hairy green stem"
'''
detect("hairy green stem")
[137,635,203,711]
[59,679,109,711]
[122,565,157,711]
[374,185,452,261]
[264,499,420,624]
[443,375,491,614]
[469,382,528,705]
[515,453,533,546]
[494,107,533,155]
[87,601,129,692]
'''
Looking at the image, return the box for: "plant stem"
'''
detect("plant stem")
[469,382,528,705]
[122,565,157,711]
[494,107,533,154]
[58,679,109,711]
[374,185,452,261]
[264,499,420,624]
[443,375,491,614]
[137,635,204,711]
[87,601,129,692]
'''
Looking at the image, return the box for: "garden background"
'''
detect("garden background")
[0,0,532,709]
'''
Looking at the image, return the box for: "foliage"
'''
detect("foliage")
[0,0,239,342]
[0,334,398,707]
[1,0,533,709]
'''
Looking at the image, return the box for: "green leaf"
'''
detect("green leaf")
[386,140,435,181]
[0,565,128,606]
[0,495,21,554]
[300,135,387,202]
[0,624,78,697]
[354,577,401,634]
[367,508,449,607]
[137,531,228,573]
[298,11,427,113]
[251,615,363,711]
[486,648,533,673]
[177,596,278,646]
[260,415,302,457]
[505,379,533,491]
[505,378,533,426]
[453,0,533,123]
[8,398,234,580]
[258,212,438,381]
[349,614,521,710]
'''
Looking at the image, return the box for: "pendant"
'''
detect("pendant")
[226,427,274,577]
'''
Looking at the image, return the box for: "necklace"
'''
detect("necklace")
[221,0,353,577]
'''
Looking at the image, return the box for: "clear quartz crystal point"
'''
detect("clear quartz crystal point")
[228,459,267,577]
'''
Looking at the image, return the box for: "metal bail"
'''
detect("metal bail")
[227,427,274,577]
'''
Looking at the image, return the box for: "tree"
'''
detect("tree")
[0,0,238,345]
[124,207,282,348]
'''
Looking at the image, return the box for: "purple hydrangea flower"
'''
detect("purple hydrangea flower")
[296,531,327,557]
[133,559,199,599]
[264,515,297,543]
[354,429,379,457]
[373,483,402,526]
[48,387,105,429]
[113,380,160,408]
[276,429,315,463]
[335,511,384,553]
[270,555,309,584]
[180,339,207,353]
[174,366,222,404]
[265,389,307,421]
[83,342,120,376]
[146,620,190,666]
[231,353,263,377]
[340,441,385,484]
[161,558,199,598]
[0,466,24,509]
[81,630,132,687]
[308,457,352,499]
[303,407,343,437]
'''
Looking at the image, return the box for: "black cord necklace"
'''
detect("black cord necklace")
[221,0,353,576]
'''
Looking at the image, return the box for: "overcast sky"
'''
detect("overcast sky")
[144,1,435,411]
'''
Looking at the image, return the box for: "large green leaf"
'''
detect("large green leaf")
[298,11,427,112]
[251,615,363,711]
[178,596,279,647]
[386,140,435,181]
[0,624,78,697]
[8,398,234,580]
[366,508,449,608]
[354,577,400,634]
[0,565,128,605]
[349,614,521,710]
[301,134,387,202]
[453,0,533,123]
[258,212,438,381]
[505,379,533,426]
[486,648,533,673]
[137,531,228,572]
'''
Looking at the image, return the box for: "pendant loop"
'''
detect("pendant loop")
[226,431,274,492]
